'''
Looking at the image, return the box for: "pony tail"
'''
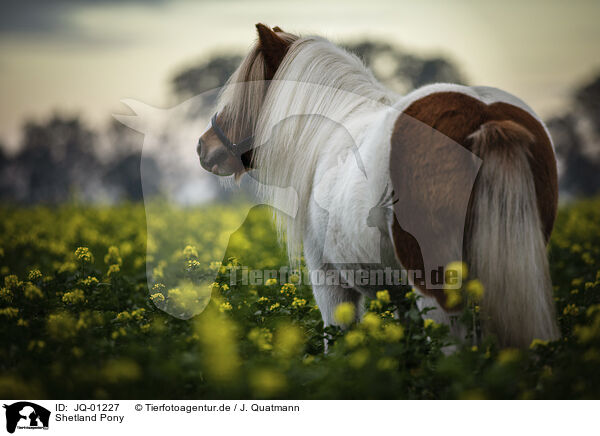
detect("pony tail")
[466,120,559,348]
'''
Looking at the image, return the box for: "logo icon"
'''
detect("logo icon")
[3,402,50,434]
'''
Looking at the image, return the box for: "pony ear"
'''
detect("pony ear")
[272,26,284,32]
[255,23,290,78]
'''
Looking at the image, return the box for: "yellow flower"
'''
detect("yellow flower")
[27,269,42,281]
[47,312,77,340]
[4,275,21,289]
[250,368,286,397]
[75,247,93,263]
[369,300,383,311]
[465,279,484,300]
[289,273,300,283]
[376,357,397,371]
[280,283,296,295]
[209,261,222,271]
[345,330,366,348]
[582,252,594,265]
[497,348,521,365]
[265,278,277,286]
[182,245,199,259]
[24,282,43,300]
[303,355,315,365]
[62,288,85,305]
[269,302,281,311]
[102,359,141,383]
[586,304,600,318]
[107,264,120,277]
[574,320,600,344]
[150,293,165,304]
[530,338,549,349]
[291,297,307,308]
[446,261,468,285]
[349,349,370,369]
[571,278,583,287]
[104,246,122,266]
[444,288,462,309]
[116,311,132,322]
[187,260,201,270]
[0,287,13,303]
[382,323,404,342]
[360,312,381,332]
[405,289,416,300]
[334,302,356,325]
[562,303,579,316]
[152,283,166,293]
[80,277,99,287]
[274,324,304,357]
[0,307,19,318]
[219,301,233,312]
[376,290,391,304]
[423,318,437,329]
[27,340,45,351]
[248,327,273,351]
[131,308,145,321]
[111,327,127,340]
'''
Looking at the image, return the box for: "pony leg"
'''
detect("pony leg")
[416,291,467,353]
[312,284,363,352]
[313,284,363,326]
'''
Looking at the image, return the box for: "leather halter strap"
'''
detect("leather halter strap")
[208,112,254,156]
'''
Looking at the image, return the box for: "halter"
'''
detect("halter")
[206,112,254,157]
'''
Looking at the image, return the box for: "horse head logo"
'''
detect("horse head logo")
[3,402,50,434]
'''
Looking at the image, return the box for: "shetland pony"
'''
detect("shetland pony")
[197,24,559,348]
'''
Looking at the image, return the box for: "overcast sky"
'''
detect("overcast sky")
[1,0,599,149]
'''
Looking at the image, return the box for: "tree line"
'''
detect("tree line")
[0,41,597,204]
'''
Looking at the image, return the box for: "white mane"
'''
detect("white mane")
[251,36,396,264]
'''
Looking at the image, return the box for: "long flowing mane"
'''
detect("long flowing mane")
[248,37,396,264]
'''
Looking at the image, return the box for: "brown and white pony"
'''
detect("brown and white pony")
[198,24,559,348]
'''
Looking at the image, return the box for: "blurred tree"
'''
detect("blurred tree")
[171,55,243,100]
[1,40,596,204]
[103,119,162,201]
[0,115,162,204]
[170,41,465,99]
[343,41,466,93]
[7,115,102,203]
[575,76,600,134]
[548,74,600,198]
[0,145,13,200]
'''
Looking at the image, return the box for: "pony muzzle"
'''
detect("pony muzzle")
[197,134,243,176]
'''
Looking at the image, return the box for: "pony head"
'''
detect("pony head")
[197,24,297,178]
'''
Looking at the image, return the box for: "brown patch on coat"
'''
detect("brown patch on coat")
[389,91,557,310]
